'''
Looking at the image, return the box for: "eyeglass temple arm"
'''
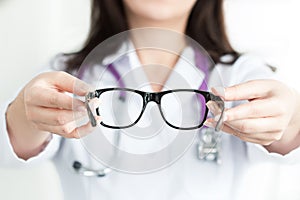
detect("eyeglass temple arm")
[85,92,98,127]
[209,93,225,132]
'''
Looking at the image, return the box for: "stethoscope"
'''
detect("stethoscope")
[72,48,222,177]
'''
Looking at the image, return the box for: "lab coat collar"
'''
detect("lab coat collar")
[102,40,206,91]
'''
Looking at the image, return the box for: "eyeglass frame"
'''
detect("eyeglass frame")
[85,88,224,131]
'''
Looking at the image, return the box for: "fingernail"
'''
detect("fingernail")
[95,116,102,122]
[214,113,227,122]
[204,121,214,127]
[211,87,225,98]
[214,114,220,122]
[206,102,216,114]
[78,81,92,93]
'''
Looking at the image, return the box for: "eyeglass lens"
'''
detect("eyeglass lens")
[88,89,210,129]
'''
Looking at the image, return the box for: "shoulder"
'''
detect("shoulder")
[232,53,275,82]
[49,53,69,71]
[210,53,275,87]
[231,53,270,72]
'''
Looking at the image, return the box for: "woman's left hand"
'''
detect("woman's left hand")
[205,79,300,155]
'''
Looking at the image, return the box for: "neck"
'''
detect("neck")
[127,15,188,34]
[125,12,189,92]
[125,8,190,65]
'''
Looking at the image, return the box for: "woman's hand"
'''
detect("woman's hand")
[22,71,95,138]
[6,71,96,159]
[205,79,300,155]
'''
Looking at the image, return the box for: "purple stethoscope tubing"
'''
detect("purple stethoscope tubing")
[72,48,216,177]
[78,48,210,126]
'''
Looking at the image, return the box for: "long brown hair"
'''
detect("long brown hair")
[64,0,238,73]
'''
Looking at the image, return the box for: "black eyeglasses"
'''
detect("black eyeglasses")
[85,88,224,131]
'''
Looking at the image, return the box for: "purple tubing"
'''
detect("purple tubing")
[79,48,210,127]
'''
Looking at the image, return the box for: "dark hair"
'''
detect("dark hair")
[64,0,238,73]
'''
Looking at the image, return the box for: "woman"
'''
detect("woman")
[2,0,300,199]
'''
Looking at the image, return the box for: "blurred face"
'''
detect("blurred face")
[123,0,197,24]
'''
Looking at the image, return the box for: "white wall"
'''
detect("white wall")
[0,0,90,102]
[0,0,299,200]
[0,0,89,199]
[225,0,300,89]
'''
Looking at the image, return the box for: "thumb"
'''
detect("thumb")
[48,71,91,96]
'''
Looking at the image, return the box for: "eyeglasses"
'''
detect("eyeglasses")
[85,88,224,131]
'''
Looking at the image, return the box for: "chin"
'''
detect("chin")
[124,0,193,22]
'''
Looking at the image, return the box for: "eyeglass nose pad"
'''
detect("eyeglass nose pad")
[96,107,100,116]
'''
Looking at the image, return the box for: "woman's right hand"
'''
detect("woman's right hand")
[6,71,95,159]
[22,71,94,138]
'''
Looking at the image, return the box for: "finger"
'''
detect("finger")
[30,88,85,110]
[48,71,91,96]
[224,98,281,121]
[74,121,98,138]
[230,130,282,143]
[216,123,276,145]
[219,80,276,101]
[204,116,279,143]
[88,98,101,116]
[224,117,284,134]
[29,107,87,126]
[35,120,78,137]
[35,119,95,139]
[206,101,223,116]
[62,120,96,139]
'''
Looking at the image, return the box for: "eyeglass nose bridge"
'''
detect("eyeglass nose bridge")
[144,92,161,105]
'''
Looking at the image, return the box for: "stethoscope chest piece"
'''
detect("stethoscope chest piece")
[73,161,112,177]
[197,128,222,165]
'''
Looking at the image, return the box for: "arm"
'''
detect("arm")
[5,71,94,160]
[6,90,52,160]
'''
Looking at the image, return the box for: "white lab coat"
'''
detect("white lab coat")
[1,46,300,200]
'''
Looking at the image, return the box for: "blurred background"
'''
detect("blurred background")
[0,0,299,199]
